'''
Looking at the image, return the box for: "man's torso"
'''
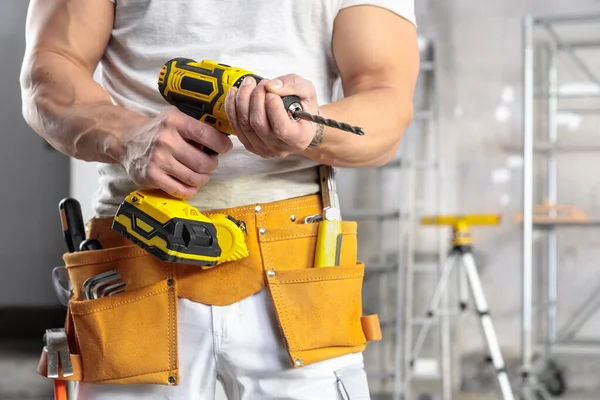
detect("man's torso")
[93,0,346,216]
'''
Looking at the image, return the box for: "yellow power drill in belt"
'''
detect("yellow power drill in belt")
[112,58,364,267]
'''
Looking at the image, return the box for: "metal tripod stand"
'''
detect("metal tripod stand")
[406,215,515,400]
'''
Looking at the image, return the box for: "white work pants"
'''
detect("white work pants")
[75,288,371,399]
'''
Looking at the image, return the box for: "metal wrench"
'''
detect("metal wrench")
[97,281,127,298]
[89,272,123,300]
[82,270,120,300]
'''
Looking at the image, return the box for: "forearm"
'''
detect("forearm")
[20,51,148,163]
[302,86,413,168]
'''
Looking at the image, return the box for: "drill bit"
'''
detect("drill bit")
[292,110,365,136]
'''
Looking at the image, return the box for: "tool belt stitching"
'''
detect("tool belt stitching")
[257,205,321,215]
[65,249,150,267]
[259,197,320,209]
[168,287,174,371]
[260,230,353,242]
[94,368,177,383]
[274,272,364,285]
[261,233,316,241]
[262,237,275,271]
[261,203,320,211]
[70,287,170,315]
[206,210,254,218]
[166,263,175,372]
[203,198,319,217]
[269,280,297,349]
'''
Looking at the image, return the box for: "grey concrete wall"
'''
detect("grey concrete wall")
[417,0,600,361]
[339,0,600,396]
[0,0,70,307]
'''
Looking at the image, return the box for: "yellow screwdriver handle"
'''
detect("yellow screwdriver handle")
[313,220,343,268]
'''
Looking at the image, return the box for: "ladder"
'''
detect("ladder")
[339,38,446,399]
[397,38,450,400]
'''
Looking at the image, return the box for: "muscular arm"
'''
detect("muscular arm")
[20,0,231,199]
[303,5,419,167]
[20,0,140,163]
[231,6,420,167]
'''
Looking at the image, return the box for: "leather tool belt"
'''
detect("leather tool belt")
[37,194,382,386]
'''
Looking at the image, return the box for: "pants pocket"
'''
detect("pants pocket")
[69,278,178,385]
[265,263,367,367]
[335,363,371,400]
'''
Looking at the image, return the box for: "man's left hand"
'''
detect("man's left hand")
[224,74,319,158]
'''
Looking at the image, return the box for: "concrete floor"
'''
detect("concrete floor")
[3,341,600,400]
[0,340,229,400]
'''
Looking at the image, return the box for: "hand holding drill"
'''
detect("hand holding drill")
[115,106,233,199]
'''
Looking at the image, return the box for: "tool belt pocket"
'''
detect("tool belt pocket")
[260,222,376,367]
[64,245,179,385]
[266,263,368,367]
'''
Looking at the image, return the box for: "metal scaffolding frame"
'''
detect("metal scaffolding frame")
[521,13,600,400]
[342,38,445,400]
[398,40,448,400]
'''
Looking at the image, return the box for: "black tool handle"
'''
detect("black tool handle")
[59,198,86,253]
[282,95,302,113]
[79,239,103,251]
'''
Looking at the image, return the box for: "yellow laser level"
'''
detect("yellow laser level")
[421,214,501,247]
[410,213,512,398]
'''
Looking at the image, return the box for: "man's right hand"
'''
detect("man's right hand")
[21,1,233,200]
[116,106,233,199]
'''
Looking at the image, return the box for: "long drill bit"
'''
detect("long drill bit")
[292,110,365,136]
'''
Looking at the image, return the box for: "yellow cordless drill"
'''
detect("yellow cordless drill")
[158,58,364,140]
[113,58,364,267]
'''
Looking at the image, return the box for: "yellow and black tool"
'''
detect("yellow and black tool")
[112,190,249,268]
[158,58,365,142]
[421,214,501,247]
[113,57,364,267]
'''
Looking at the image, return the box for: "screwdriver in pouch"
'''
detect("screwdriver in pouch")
[158,58,365,156]
[313,165,343,268]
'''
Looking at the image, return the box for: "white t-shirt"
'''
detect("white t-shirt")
[94,0,416,217]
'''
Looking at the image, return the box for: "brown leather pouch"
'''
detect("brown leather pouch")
[39,244,179,386]
[258,220,379,367]
[36,194,382,384]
